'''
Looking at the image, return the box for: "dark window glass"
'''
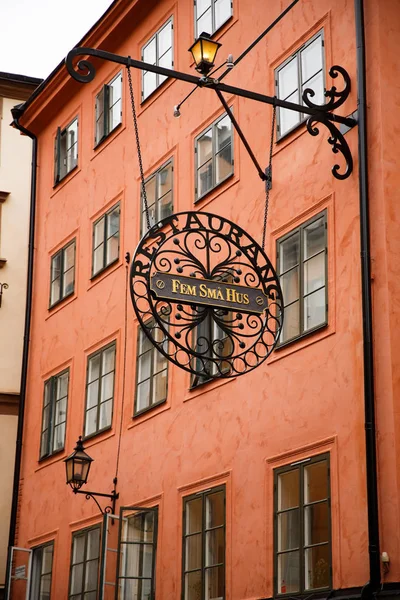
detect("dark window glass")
[274,455,331,595]
[277,211,327,344]
[135,322,168,415]
[95,72,122,145]
[40,370,69,459]
[195,113,233,200]
[50,239,76,307]
[141,161,173,233]
[191,310,233,388]
[92,204,120,276]
[84,342,116,437]
[142,19,173,101]
[183,486,225,600]
[117,507,158,599]
[69,526,101,600]
[275,32,324,138]
[54,118,78,184]
[30,542,54,600]
[194,0,232,37]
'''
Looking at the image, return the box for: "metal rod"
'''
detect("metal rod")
[215,89,267,180]
[218,0,301,81]
[74,489,117,500]
[66,47,357,127]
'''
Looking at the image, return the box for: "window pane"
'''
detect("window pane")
[40,430,49,458]
[70,563,84,594]
[138,350,151,383]
[53,422,65,451]
[302,71,324,106]
[85,406,98,436]
[94,218,105,249]
[304,217,325,258]
[304,253,324,295]
[139,330,153,354]
[278,469,299,510]
[197,8,212,36]
[186,498,202,534]
[185,570,202,600]
[216,144,232,184]
[185,534,202,570]
[277,551,300,594]
[206,491,224,528]
[88,354,101,383]
[102,345,116,374]
[42,545,53,574]
[279,90,300,136]
[136,380,150,412]
[51,253,61,282]
[281,268,299,305]
[101,372,114,402]
[126,511,154,543]
[198,129,213,166]
[278,57,298,100]
[304,502,329,545]
[278,510,300,551]
[95,88,105,143]
[86,380,99,409]
[54,397,67,425]
[63,268,74,297]
[99,399,112,430]
[301,37,323,83]
[198,160,213,197]
[205,528,224,567]
[143,71,157,99]
[159,48,173,84]
[205,565,224,600]
[93,245,104,274]
[50,278,61,305]
[84,559,99,592]
[280,232,299,272]
[304,544,330,590]
[197,0,211,18]
[304,288,325,330]
[106,235,119,265]
[107,207,120,238]
[64,243,75,270]
[304,460,328,503]
[158,191,173,221]
[41,403,50,430]
[87,528,100,559]
[152,370,167,404]
[216,115,231,151]
[57,372,69,399]
[215,0,231,30]
[109,74,122,127]
[158,21,172,57]
[40,573,51,597]
[158,163,172,196]
[72,534,85,564]
[281,301,300,341]
[143,38,156,64]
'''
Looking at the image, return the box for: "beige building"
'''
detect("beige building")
[0,72,41,599]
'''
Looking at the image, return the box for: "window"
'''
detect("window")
[50,239,76,307]
[142,19,173,101]
[54,118,78,184]
[274,455,331,595]
[195,113,233,200]
[135,323,168,415]
[40,370,69,459]
[117,507,158,599]
[84,342,116,437]
[30,542,54,600]
[69,526,101,600]
[95,72,122,145]
[182,486,225,600]
[194,0,233,37]
[275,32,324,138]
[191,310,233,387]
[141,161,173,233]
[92,204,120,276]
[277,211,327,345]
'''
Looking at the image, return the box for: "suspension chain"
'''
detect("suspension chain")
[127,63,151,231]
[261,104,276,250]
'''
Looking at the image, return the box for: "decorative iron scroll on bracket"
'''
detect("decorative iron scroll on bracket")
[66,47,357,180]
[0,282,9,308]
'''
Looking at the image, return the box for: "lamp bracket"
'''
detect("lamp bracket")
[66,47,357,180]
[73,478,119,515]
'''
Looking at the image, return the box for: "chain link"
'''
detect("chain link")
[262,103,276,250]
[127,64,151,231]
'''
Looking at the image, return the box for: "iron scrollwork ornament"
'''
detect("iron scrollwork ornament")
[130,211,284,379]
[302,65,353,180]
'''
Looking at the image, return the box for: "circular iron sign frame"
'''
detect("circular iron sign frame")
[130,211,284,379]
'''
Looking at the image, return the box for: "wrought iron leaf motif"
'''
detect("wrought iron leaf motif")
[130,211,283,379]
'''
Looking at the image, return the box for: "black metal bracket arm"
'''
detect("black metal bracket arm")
[66,47,357,180]
[73,477,119,514]
[0,282,9,308]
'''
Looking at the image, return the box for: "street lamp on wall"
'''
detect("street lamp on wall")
[188,32,222,75]
[64,437,118,514]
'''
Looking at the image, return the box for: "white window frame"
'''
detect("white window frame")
[141,18,174,101]
[54,117,78,184]
[95,72,122,146]
[194,0,233,38]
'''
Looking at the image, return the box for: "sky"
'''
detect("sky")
[0,0,114,80]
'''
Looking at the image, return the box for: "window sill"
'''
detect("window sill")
[194,172,236,207]
[134,398,167,419]
[185,374,234,402]
[91,123,126,161]
[35,449,67,472]
[50,165,81,197]
[83,425,112,443]
[47,292,76,317]
[89,258,120,283]
[94,122,122,151]
[268,321,334,364]
[38,447,65,464]
[275,588,331,599]
[0,258,7,268]
[128,400,170,428]
[139,77,176,115]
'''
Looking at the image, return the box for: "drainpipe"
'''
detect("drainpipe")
[354,0,381,596]
[4,106,37,597]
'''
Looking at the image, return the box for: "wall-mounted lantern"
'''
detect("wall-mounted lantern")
[189,32,222,75]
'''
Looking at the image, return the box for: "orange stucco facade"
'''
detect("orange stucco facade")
[8,0,400,598]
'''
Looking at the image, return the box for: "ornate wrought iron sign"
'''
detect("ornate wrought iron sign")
[130,211,284,379]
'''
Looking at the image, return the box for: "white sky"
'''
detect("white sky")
[0,0,114,80]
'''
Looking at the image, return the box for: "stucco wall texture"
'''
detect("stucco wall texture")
[11,0,400,598]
